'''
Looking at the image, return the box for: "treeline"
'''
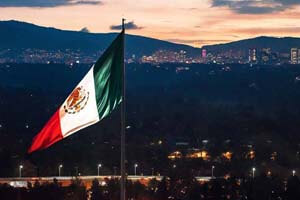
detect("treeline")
[1,173,300,200]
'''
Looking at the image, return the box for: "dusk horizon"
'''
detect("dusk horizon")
[3,19,300,49]
[1,0,300,47]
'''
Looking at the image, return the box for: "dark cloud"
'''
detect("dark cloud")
[80,27,90,33]
[0,0,102,7]
[74,1,101,5]
[110,21,143,30]
[211,0,300,14]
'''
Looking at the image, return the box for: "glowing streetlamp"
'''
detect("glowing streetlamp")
[211,165,215,178]
[252,167,256,178]
[58,164,63,177]
[19,165,23,178]
[134,164,138,176]
[98,164,102,176]
[293,170,296,176]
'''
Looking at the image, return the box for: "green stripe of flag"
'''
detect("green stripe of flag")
[93,30,124,120]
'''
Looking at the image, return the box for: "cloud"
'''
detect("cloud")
[0,0,102,7]
[110,21,143,30]
[80,27,90,33]
[168,38,231,46]
[229,26,300,34]
[211,0,300,14]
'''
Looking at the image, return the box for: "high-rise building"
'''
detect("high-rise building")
[262,48,271,54]
[291,48,298,64]
[249,48,257,63]
[179,50,186,63]
[298,49,300,64]
[202,49,207,58]
[261,48,271,63]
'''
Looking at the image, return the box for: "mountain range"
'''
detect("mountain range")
[1,20,300,57]
[0,20,199,57]
[203,36,300,53]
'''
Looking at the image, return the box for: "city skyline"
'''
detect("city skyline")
[1,0,300,47]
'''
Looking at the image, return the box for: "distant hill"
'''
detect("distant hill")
[0,20,200,57]
[202,36,300,53]
[2,20,300,58]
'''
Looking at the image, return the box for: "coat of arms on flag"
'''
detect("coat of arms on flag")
[64,86,89,114]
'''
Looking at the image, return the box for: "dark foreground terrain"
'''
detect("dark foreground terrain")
[1,175,300,200]
[1,63,300,180]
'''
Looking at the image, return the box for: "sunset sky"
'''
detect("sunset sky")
[1,0,300,47]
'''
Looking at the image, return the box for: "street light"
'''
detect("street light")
[134,164,138,176]
[293,170,296,176]
[211,165,215,178]
[75,167,79,176]
[19,165,23,178]
[252,167,256,178]
[98,164,102,176]
[151,168,154,176]
[58,164,63,177]
[113,167,117,176]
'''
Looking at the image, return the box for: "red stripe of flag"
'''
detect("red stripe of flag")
[28,110,63,153]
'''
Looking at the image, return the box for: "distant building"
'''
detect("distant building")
[291,48,298,64]
[298,49,300,64]
[262,48,271,54]
[202,49,207,58]
[168,151,182,160]
[179,50,186,63]
[261,48,272,64]
[248,48,257,63]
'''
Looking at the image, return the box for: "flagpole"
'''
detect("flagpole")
[120,18,126,200]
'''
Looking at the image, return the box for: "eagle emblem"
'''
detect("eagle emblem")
[64,86,89,114]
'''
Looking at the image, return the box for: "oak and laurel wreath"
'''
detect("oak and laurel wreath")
[64,87,90,114]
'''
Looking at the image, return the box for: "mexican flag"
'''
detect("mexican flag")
[28,30,124,153]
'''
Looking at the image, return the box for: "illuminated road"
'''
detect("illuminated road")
[0,175,213,188]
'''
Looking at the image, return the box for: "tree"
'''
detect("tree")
[286,175,300,200]
[187,181,202,200]
[156,177,169,200]
[106,178,119,200]
[147,178,160,195]
[210,179,224,200]
[91,179,103,200]
[64,178,87,200]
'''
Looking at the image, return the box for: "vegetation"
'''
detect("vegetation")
[1,63,300,179]
[1,174,300,200]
